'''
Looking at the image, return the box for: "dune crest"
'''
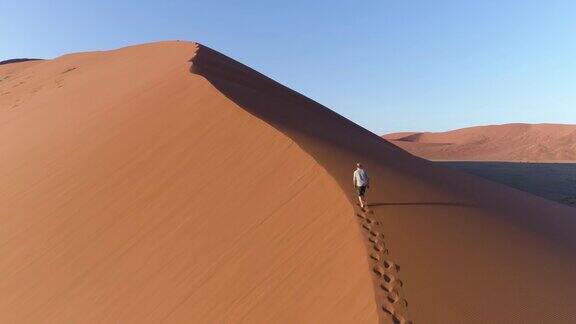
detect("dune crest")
[1,41,576,323]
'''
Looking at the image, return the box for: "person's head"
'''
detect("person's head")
[356,163,362,169]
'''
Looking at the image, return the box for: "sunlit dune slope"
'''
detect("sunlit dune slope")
[0,42,377,323]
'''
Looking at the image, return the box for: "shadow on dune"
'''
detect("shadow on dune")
[188,44,434,194]
[369,202,479,208]
[0,58,42,65]
[189,43,576,251]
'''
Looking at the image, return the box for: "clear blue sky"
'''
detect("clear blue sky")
[2,1,575,134]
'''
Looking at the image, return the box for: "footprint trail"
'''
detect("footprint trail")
[356,206,414,324]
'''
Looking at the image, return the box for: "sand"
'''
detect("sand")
[1,41,576,323]
[384,123,576,162]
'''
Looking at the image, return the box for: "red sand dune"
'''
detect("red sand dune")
[1,41,576,323]
[385,123,576,161]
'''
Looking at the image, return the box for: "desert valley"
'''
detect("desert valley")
[385,124,576,207]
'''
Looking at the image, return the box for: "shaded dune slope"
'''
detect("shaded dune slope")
[385,124,576,161]
[1,41,576,323]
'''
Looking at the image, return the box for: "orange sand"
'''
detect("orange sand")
[385,123,576,161]
[1,41,576,323]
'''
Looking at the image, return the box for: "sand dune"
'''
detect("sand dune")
[1,42,576,323]
[0,58,43,66]
[385,123,576,161]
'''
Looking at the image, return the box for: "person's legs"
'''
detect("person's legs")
[357,186,367,208]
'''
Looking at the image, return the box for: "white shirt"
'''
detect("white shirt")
[353,168,369,187]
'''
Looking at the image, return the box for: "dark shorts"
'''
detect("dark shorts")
[357,185,367,197]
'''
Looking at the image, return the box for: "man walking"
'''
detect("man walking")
[353,163,370,209]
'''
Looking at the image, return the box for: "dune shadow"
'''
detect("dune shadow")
[369,202,479,208]
[186,44,576,252]
[187,44,431,194]
[0,58,43,65]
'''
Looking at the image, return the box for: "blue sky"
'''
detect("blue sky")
[2,0,575,134]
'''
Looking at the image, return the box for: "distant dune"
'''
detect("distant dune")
[0,58,43,65]
[385,123,576,161]
[2,42,576,323]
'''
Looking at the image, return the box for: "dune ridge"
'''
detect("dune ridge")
[1,41,576,323]
[0,58,43,66]
[385,123,576,161]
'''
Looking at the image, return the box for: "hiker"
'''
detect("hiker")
[353,163,370,208]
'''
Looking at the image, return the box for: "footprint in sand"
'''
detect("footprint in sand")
[381,301,396,315]
[387,290,400,303]
[399,298,408,308]
[393,313,413,324]
[373,265,387,277]
[382,303,413,324]
[383,260,400,272]
[380,278,403,292]
[383,273,400,284]
[354,209,411,323]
